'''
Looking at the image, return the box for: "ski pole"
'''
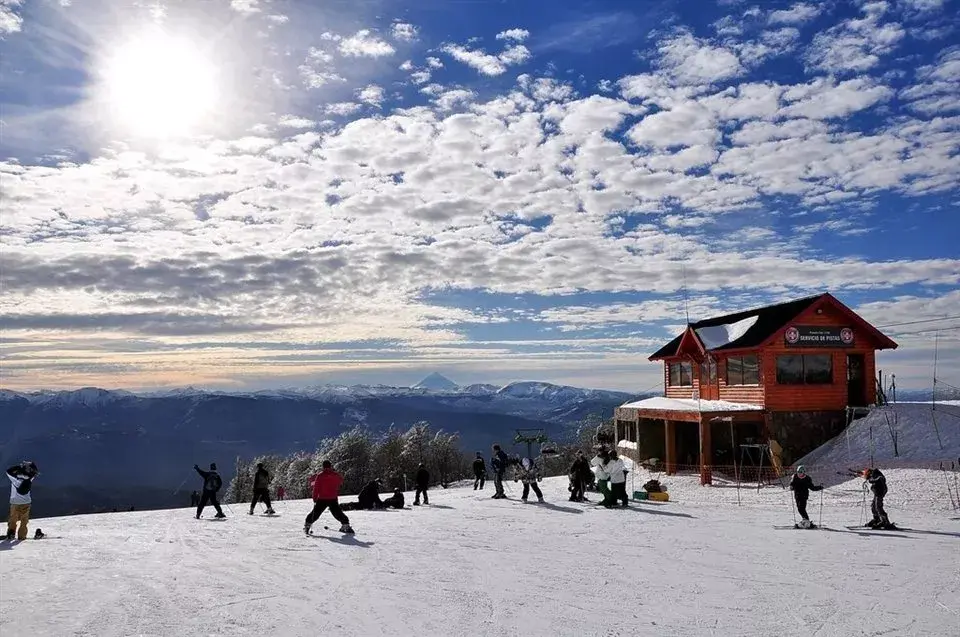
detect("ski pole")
[818,489,824,528]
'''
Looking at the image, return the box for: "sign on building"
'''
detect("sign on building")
[784,326,855,347]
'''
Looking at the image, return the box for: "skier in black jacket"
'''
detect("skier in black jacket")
[414,463,430,505]
[250,463,275,515]
[195,463,225,519]
[789,465,823,528]
[472,453,486,490]
[863,467,893,529]
[357,479,384,510]
[568,451,591,502]
[491,444,510,499]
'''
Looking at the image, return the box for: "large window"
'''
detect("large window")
[776,354,833,385]
[668,361,693,386]
[726,355,759,385]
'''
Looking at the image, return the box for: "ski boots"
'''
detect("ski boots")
[214,512,226,519]
[304,523,312,536]
[339,524,355,535]
[34,529,44,539]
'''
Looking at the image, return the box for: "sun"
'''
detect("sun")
[98,29,218,138]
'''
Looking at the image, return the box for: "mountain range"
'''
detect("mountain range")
[0,376,646,517]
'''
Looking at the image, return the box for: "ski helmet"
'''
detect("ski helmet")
[796,465,805,475]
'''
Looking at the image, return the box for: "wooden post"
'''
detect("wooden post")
[665,420,677,475]
[699,415,713,485]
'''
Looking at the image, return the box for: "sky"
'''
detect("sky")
[0,0,958,394]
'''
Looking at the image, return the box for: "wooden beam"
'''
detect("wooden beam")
[699,415,713,485]
[665,420,677,475]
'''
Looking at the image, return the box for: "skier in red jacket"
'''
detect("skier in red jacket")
[304,460,354,535]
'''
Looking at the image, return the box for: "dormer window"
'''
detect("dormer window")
[668,361,693,386]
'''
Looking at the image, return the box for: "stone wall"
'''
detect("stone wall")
[768,410,847,465]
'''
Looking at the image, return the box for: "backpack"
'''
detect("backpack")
[15,477,33,496]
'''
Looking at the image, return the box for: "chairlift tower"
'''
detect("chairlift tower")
[514,428,556,460]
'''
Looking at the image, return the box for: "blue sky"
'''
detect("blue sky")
[0,0,958,393]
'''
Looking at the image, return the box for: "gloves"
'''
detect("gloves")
[194,464,200,470]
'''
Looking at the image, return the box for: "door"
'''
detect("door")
[847,354,866,406]
[700,356,719,400]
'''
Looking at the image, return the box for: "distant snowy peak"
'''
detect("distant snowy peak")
[413,373,459,391]
[32,387,134,408]
[496,381,633,402]
[462,383,499,395]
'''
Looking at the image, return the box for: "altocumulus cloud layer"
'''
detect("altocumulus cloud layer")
[0,0,958,391]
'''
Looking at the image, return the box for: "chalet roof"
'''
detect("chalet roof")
[650,294,824,360]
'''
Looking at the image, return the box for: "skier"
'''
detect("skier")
[277,485,286,501]
[604,450,629,507]
[356,478,384,510]
[305,460,353,535]
[789,465,823,528]
[250,463,275,515]
[568,451,591,502]
[194,463,225,519]
[591,448,612,506]
[472,453,487,490]
[6,461,38,541]
[862,467,894,529]
[414,463,430,505]
[515,457,544,502]
[190,490,200,507]
[491,444,510,499]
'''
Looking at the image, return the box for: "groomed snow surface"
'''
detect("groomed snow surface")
[3,472,958,637]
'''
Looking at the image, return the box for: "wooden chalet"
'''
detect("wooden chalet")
[614,293,898,485]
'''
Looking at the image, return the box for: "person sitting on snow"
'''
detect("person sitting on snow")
[515,457,544,503]
[789,465,823,528]
[382,488,405,509]
[862,467,894,529]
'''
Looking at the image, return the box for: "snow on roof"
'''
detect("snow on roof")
[619,397,763,412]
[694,315,759,350]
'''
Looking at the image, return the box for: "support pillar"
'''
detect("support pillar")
[664,420,676,475]
[699,416,713,485]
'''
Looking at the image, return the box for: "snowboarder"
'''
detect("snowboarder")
[862,467,894,529]
[194,463,225,519]
[382,488,405,509]
[591,448,612,505]
[305,460,353,535]
[789,465,823,528]
[277,485,286,501]
[569,451,591,502]
[514,457,544,502]
[6,461,38,541]
[472,453,487,490]
[491,444,510,499]
[414,463,430,505]
[250,463,276,515]
[190,490,200,507]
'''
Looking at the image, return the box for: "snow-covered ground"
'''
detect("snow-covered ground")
[2,475,958,637]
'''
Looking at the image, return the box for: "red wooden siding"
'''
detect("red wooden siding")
[715,352,765,405]
[761,302,877,411]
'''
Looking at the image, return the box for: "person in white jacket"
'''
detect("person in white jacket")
[603,451,629,508]
[6,461,38,541]
[591,449,612,506]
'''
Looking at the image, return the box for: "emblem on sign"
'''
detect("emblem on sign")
[840,328,854,344]
[785,326,800,345]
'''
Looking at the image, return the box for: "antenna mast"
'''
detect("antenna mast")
[682,264,690,324]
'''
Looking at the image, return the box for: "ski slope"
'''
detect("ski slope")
[797,402,960,469]
[2,475,958,637]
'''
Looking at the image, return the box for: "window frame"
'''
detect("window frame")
[776,354,834,385]
[668,361,693,387]
[726,354,760,385]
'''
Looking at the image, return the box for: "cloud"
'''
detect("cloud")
[323,102,362,116]
[0,0,23,34]
[426,57,444,69]
[900,47,960,115]
[356,84,385,106]
[768,3,822,26]
[339,29,396,58]
[656,30,744,85]
[299,47,346,88]
[538,12,642,53]
[441,41,531,76]
[496,28,530,42]
[391,21,419,42]
[805,3,905,73]
[229,0,261,15]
